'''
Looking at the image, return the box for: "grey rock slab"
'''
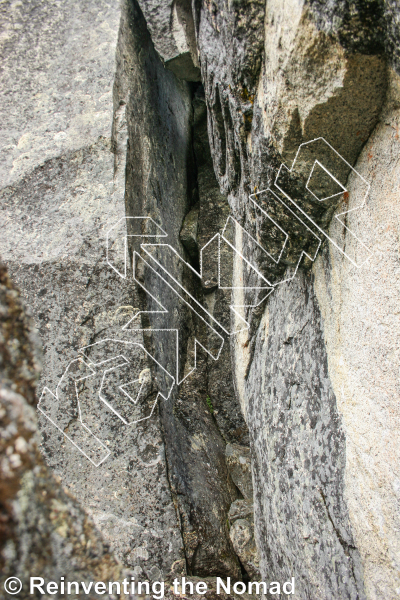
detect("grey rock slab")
[0,263,128,599]
[0,0,185,579]
[246,271,365,599]
[313,67,400,599]
[0,0,121,187]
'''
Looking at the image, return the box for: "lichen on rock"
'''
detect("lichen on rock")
[1,0,400,597]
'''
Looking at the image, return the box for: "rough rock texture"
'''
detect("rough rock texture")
[313,69,400,599]
[115,0,246,577]
[228,511,260,582]
[191,92,249,447]
[0,0,184,581]
[185,1,399,598]
[0,263,127,599]
[0,264,41,407]
[225,444,253,502]
[136,0,201,81]
[225,445,260,581]
[247,271,364,598]
[1,0,400,597]
[0,0,120,188]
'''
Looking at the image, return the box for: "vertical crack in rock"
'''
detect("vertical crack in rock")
[1,0,186,582]
[1,0,400,596]
[119,0,249,579]
[191,1,399,598]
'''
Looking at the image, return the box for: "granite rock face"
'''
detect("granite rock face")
[115,0,244,577]
[246,272,364,598]
[194,1,398,598]
[0,263,127,599]
[0,0,184,582]
[1,0,400,597]
[313,71,400,599]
